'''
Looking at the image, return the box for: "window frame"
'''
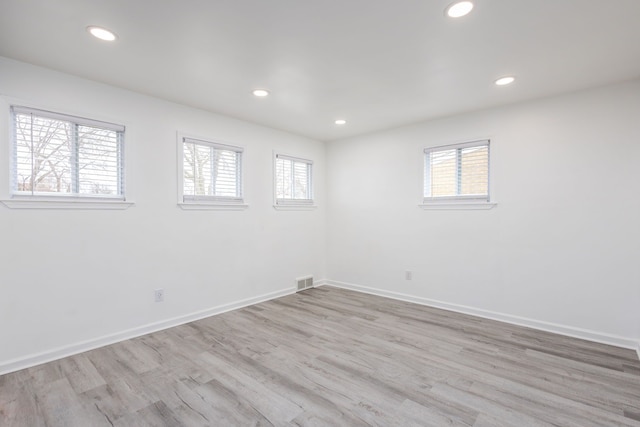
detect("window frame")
[421,139,496,210]
[273,152,316,210]
[1,103,133,210]
[177,133,247,210]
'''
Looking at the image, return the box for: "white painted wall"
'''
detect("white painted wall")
[1,55,638,372]
[326,80,640,345]
[0,57,326,370]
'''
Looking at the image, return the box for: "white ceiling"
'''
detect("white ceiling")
[1,0,640,141]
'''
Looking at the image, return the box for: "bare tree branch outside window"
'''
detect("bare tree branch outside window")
[12,109,124,198]
[182,138,242,201]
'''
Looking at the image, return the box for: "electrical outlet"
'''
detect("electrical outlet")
[154,288,164,302]
[405,271,412,280]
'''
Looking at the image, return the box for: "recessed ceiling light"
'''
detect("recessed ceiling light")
[495,76,516,86]
[335,119,347,125]
[445,1,474,18]
[252,89,270,97]
[87,26,117,41]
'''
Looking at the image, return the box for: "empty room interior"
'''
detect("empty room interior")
[1,0,639,425]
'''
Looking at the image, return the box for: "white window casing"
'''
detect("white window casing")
[421,139,496,210]
[274,152,315,210]
[178,134,247,210]
[2,105,133,209]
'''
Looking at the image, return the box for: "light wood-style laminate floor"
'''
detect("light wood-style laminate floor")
[1,286,639,426]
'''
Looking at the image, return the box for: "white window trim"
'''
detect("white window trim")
[421,139,495,210]
[418,200,497,210]
[273,151,316,210]
[0,99,134,210]
[1,196,134,210]
[177,132,248,211]
[273,203,317,211]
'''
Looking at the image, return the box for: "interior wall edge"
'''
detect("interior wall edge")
[0,286,296,376]
[325,280,639,353]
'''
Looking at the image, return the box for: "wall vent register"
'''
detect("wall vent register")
[296,276,314,291]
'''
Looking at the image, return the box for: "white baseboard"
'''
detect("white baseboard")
[326,280,639,351]
[0,287,295,376]
[313,278,329,287]
[3,280,637,375]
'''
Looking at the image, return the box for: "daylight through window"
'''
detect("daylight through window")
[275,154,313,205]
[424,140,489,202]
[181,137,243,202]
[11,106,125,198]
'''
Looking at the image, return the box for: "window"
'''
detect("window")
[11,106,125,199]
[424,139,490,204]
[179,136,244,208]
[274,153,314,207]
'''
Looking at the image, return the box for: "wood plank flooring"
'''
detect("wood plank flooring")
[1,286,639,426]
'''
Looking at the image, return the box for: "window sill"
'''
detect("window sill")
[1,198,135,210]
[419,201,497,210]
[273,204,317,211]
[178,202,249,211]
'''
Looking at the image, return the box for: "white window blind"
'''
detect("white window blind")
[424,140,489,202]
[182,137,243,202]
[11,106,125,199]
[274,153,313,205]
